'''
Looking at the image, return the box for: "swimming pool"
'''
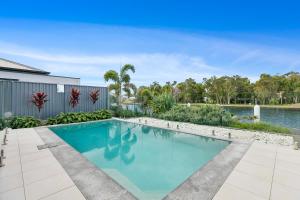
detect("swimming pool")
[50,119,230,200]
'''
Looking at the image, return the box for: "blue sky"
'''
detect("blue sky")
[1,0,300,86]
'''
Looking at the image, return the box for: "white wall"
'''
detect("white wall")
[0,71,80,85]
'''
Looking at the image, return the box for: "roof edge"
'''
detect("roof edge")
[0,58,50,74]
[0,66,50,75]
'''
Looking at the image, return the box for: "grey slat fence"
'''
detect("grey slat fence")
[0,80,109,119]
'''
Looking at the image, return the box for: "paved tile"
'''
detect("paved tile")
[40,186,86,200]
[2,154,20,166]
[0,162,22,178]
[251,142,278,151]
[234,160,273,182]
[270,182,300,200]
[0,187,25,200]
[213,183,266,200]
[4,125,300,200]
[3,144,19,152]
[276,153,300,165]
[23,162,65,185]
[213,140,300,200]
[25,172,75,200]
[241,151,275,168]
[21,149,52,164]
[1,128,86,200]
[273,169,300,190]
[4,149,20,159]
[19,144,40,156]
[21,156,58,172]
[0,173,23,193]
[226,168,272,199]
[18,138,44,146]
[276,159,300,176]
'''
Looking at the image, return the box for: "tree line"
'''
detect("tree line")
[104,65,300,105]
[139,72,300,105]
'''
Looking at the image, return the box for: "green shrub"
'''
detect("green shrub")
[269,98,279,105]
[158,105,232,126]
[111,106,143,118]
[151,93,176,114]
[9,116,41,129]
[47,109,112,125]
[230,121,291,134]
[0,118,5,130]
[157,105,289,134]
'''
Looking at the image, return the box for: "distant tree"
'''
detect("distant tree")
[233,76,253,104]
[204,76,226,104]
[162,81,177,95]
[176,78,203,103]
[135,71,300,106]
[286,73,300,103]
[136,87,153,109]
[149,81,162,96]
[203,75,253,104]
[254,74,278,104]
[123,83,137,99]
[223,76,237,104]
[104,64,135,105]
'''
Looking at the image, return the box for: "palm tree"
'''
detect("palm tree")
[124,83,137,99]
[104,64,135,105]
[137,87,153,109]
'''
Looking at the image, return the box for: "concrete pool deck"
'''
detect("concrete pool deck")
[0,128,86,200]
[213,142,300,200]
[1,118,300,200]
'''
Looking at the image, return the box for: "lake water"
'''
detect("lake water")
[225,106,300,131]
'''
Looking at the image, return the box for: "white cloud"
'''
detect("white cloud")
[0,41,222,86]
[1,21,300,86]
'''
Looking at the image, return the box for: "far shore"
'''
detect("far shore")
[188,103,300,109]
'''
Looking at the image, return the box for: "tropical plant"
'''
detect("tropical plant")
[90,89,100,104]
[0,118,5,130]
[123,83,137,99]
[230,121,290,134]
[136,87,153,109]
[151,93,176,114]
[104,64,135,105]
[158,105,233,126]
[162,81,177,94]
[47,110,112,125]
[111,106,143,118]
[32,92,48,112]
[149,81,162,96]
[69,88,80,108]
[9,116,41,129]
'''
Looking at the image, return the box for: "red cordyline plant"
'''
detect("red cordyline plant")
[90,89,100,104]
[32,92,48,112]
[69,88,80,108]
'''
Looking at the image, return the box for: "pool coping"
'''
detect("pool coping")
[35,119,251,200]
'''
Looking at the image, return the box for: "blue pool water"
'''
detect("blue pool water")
[50,120,230,200]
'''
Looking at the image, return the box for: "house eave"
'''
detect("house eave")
[0,67,50,75]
